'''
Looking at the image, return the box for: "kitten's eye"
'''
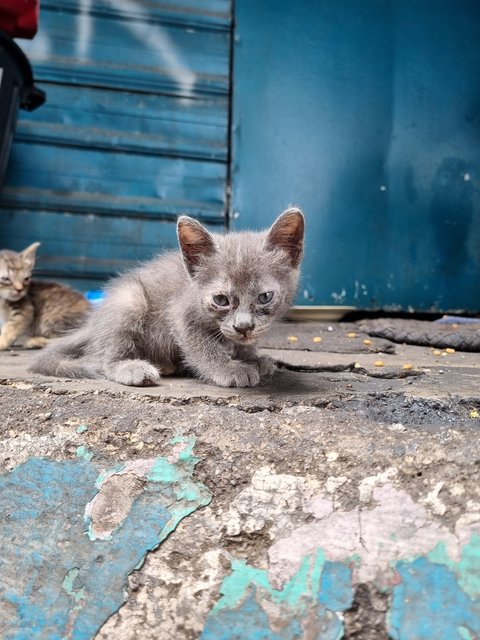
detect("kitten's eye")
[258,291,274,304]
[23,277,31,285]
[213,294,229,307]
[0,277,11,285]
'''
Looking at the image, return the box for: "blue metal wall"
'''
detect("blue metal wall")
[231,0,480,312]
[0,0,232,289]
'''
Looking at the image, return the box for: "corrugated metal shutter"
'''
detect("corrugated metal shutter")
[1,0,232,290]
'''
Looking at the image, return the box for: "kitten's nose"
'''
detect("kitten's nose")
[233,313,255,336]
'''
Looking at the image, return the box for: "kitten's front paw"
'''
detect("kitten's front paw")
[0,337,14,350]
[209,362,261,388]
[105,359,160,386]
[256,355,277,378]
[24,336,50,349]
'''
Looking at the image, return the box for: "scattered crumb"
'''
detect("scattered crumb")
[402,363,413,370]
[287,336,298,342]
[433,350,442,356]
[312,337,322,343]
[363,339,372,345]
[374,360,384,367]
[347,332,357,338]
[445,348,455,354]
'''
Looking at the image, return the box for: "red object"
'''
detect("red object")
[0,0,40,39]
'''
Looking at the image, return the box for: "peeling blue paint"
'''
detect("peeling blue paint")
[204,538,480,640]
[388,556,480,640]
[201,553,353,640]
[0,438,210,639]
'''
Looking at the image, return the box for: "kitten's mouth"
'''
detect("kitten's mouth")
[222,330,257,345]
[8,292,25,301]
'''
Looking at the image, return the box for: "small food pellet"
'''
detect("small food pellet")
[363,339,372,345]
[402,363,413,370]
[374,360,384,367]
[287,335,298,342]
[445,348,455,354]
[347,332,357,338]
[312,336,322,343]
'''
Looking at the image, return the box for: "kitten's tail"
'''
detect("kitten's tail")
[29,328,100,379]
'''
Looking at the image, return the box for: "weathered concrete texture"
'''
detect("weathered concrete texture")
[0,321,479,639]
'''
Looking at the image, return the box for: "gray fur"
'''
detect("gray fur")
[30,208,304,388]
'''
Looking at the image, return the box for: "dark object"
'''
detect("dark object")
[0,31,45,189]
[359,318,480,352]
[0,0,40,39]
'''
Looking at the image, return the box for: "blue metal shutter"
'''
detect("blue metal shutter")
[1,0,232,290]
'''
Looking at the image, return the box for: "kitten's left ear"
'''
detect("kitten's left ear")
[177,216,216,276]
[264,207,304,267]
[21,242,41,266]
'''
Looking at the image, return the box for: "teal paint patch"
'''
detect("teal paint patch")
[0,438,211,639]
[170,435,198,462]
[388,557,480,640]
[203,592,301,640]
[75,445,93,461]
[457,534,480,600]
[202,552,353,640]
[76,425,88,434]
[94,462,125,489]
[147,457,180,484]
[62,568,85,604]
[458,626,474,640]
[428,536,480,600]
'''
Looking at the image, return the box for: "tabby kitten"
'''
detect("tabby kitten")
[30,208,304,387]
[0,242,90,350]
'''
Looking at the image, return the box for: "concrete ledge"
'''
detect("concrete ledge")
[0,322,479,638]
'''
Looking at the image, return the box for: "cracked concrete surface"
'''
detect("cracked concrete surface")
[0,321,479,639]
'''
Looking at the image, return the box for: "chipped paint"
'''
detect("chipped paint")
[0,437,211,638]
[269,483,479,589]
[223,466,309,539]
[62,568,86,604]
[75,445,93,461]
[207,467,480,639]
[427,535,480,601]
[388,556,480,639]
[85,437,207,541]
[202,551,353,640]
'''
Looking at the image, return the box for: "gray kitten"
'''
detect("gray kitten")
[30,208,304,387]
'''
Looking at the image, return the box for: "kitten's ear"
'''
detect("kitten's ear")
[264,208,304,267]
[177,216,216,276]
[21,242,41,266]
